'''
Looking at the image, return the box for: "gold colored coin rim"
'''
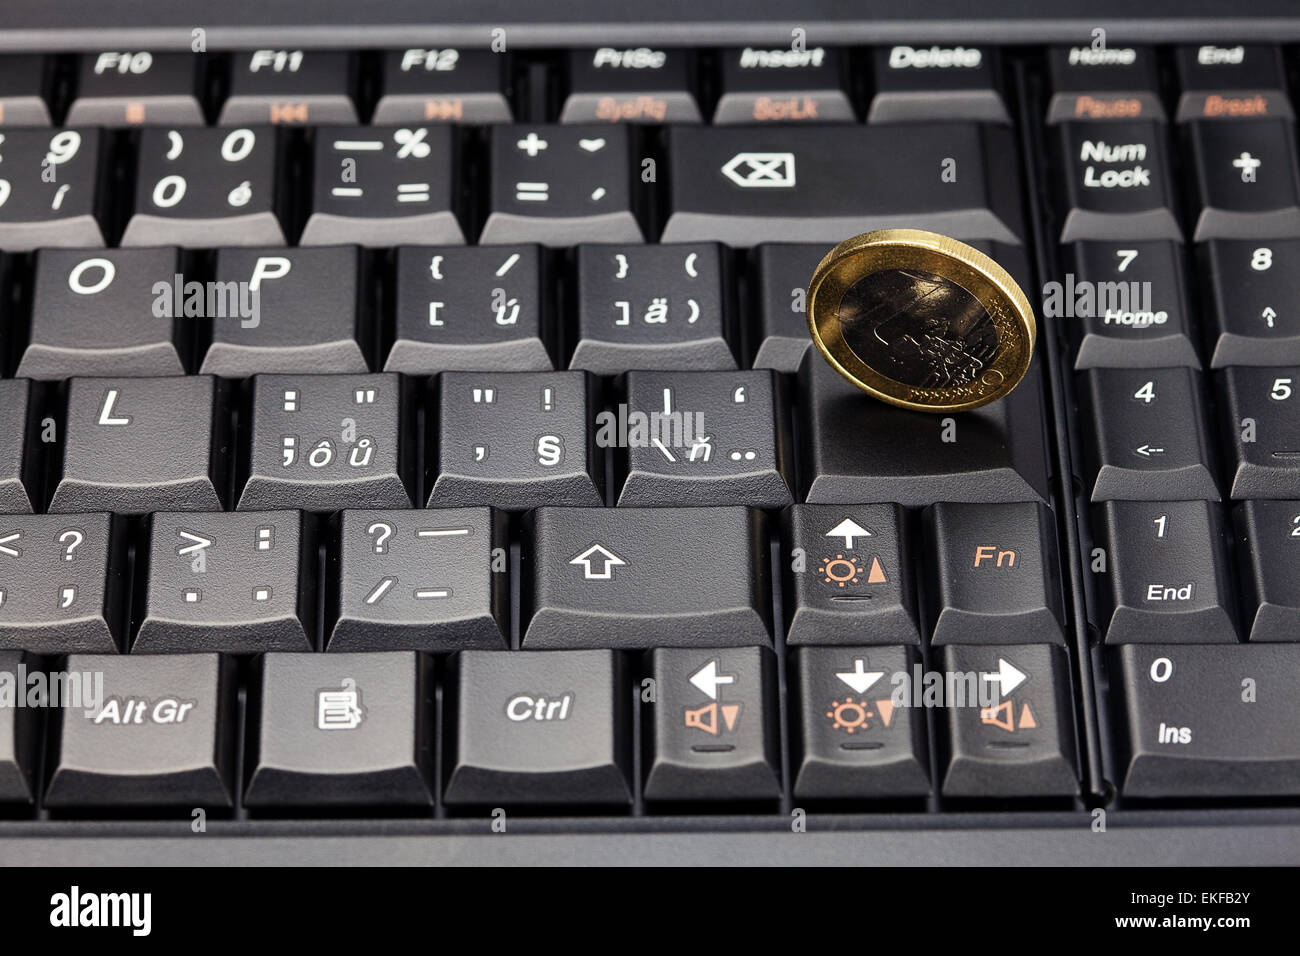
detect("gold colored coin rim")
[806,228,1037,412]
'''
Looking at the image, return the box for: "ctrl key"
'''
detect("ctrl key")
[443,650,632,807]
[45,654,236,809]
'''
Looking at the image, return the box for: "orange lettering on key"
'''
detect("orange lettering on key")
[269,102,309,124]
[973,546,1017,568]
[594,96,668,122]
[753,96,819,121]
[1203,94,1268,118]
[124,102,146,124]
[424,98,464,120]
[1073,95,1142,119]
[0,103,6,124]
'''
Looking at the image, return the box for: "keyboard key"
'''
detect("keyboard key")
[374,48,512,124]
[868,45,1008,124]
[1055,120,1181,242]
[751,243,824,371]
[327,508,508,651]
[1078,367,1219,501]
[219,50,357,125]
[715,45,852,124]
[0,128,106,251]
[301,126,463,246]
[643,646,781,802]
[562,47,701,124]
[134,511,312,652]
[1174,44,1292,123]
[45,653,236,808]
[0,380,38,514]
[523,506,771,648]
[122,126,286,247]
[0,55,53,126]
[430,371,603,509]
[1062,241,1199,369]
[481,125,642,245]
[1113,643,1300,797]
[1186,120,1300,240]
[244,652,434,808]
[67,51,203,126]
[0,513,124,653]
[443,649,632,806]
[938,644,1079,798]
[923,502,1066,645]
[571,242,733,373]
[386,245,551,373]
[201,246,368,375]
[1045,44,1164,124]
[1202,240,1300,367]
[1219,366,1300,499]
[799,355,1050,505]
[1234,500,1300,642]
[239,373,412,511]
[790,645,930,799]
[1093,500,1237,643]
[662,123,1023,246]
[0,653,37,802]
[615,370,793,507]
[19,247,185,379]
[781,503,919,646]
[50,376,229,514]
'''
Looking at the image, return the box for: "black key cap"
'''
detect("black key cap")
[386,244,551,373]
[0,380,38,514]
[615,370,793,507]
[1113,643,1300,797]
[562,47,701,124]
[663,123,1023,246]
[1079,367,1219,501]
[0,653,37,802]
[50,376,229,514]
[781,503,919,646]
[643,646,781,802]
[799,355,1050,505]
[239,373,412,511]
[0,513,124,653]
[751,243,824,371]
[301,126,463,246]
[1202,240,1300,367]
[571,242,734,373]
[1174,44,1292,123]
[134,511,312,652]
[0,55,53,126]
[1234,500,1300,642]
[67,51,203,126]
[1186,119,1300,239]
[327,508,508,651]
[443,649,632,806]
[45,653,236,808]
[869,45,1008,124]
[201,246,368,375]
[481,125,642,245]
[790,645,930,799]
[1060,241,1199,369]
[122,126,285,247]
[938,644,1078,798]
[0,128,106,250]
[924,502,1066,645]
[244,652,434,808]
[1094,500,1237,643]
[1219,366,1300,499]
[374,48,512,124]
[1045,44,1164,124]
[523,506,771,648]
[1055,120,1181,242]
[19,247,185,378]
[715,45,852,124]
[429,371,603,509]
[219,50,357,125]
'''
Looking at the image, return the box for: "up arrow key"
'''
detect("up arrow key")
[835,658,885,694]
[569,543,626,580]
[825,517,872,548]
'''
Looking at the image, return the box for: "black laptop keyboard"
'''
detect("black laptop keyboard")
[0,41,1297,822]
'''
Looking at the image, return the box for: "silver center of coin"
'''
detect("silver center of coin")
[836,268,999,389]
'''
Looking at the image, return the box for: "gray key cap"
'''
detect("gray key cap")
[50,376,228,514]
[715,45,853,124]
[245,652,434,808]
[0,380,38,514]
[0,128,105,251]
[1203,240,1300,368]
[1055,120,1181,242]
[869,46,1009,124]
[374,48,512,124]
[751,243,826,372]
[219,50,357,126]
[1187,119,1300,240]
[0,55,53,126]
[327,508,508,651]
[66,51,204,126]
[0,652,37,803]
[1234,500,1300,642]
[1219,366,1300,499]
[562,47,701,124]
[45,653,236,808]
